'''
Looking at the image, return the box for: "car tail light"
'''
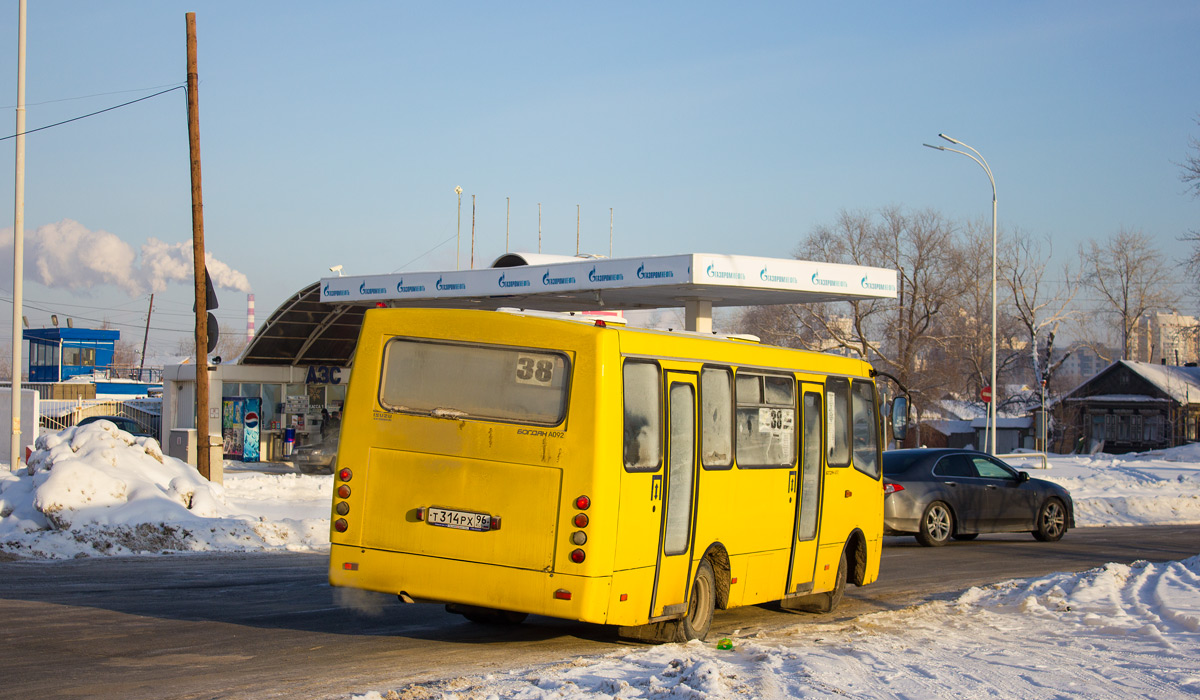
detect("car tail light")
[884,483,905,495]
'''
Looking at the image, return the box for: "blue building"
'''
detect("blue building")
[23,327,120,382]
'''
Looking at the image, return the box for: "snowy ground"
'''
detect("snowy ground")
[1,421,1199,698]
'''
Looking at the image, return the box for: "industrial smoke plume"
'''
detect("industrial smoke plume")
[0,219,251,296]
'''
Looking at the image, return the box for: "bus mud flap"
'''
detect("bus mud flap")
[617,619,684,643]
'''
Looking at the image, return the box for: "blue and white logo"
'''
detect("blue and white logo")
[811,272,848,288]
[588,266,624,283]
[705,263,745,280]
[542,271,576,286]
[436,277,466,291]
[861,276,896,292]
[760,268,797,284]
[637,263,675,280]
[499,273,530,289]
[324,284,350,297]
[396,278,426,293]
[359,281,388,296]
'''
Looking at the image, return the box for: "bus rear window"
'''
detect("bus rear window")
[380,339,569,425]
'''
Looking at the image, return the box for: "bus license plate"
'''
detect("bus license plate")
[426,507,492,532]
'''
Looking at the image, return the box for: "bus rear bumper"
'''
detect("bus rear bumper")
[329,543,613,623]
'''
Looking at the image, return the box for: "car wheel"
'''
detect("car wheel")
[916,501,953,547]
[1032,498,1068,542]
[952,533,979,541]
[674,558,716,641]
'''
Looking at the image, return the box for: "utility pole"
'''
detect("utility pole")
[186,13,212,480]
[139,294,154,382]
[9,0,26,472]
[470,194,476,269]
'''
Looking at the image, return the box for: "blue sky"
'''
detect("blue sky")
[1,1,1198,357]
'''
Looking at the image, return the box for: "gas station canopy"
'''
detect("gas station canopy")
[242,253,897,367]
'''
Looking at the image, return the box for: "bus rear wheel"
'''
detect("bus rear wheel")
[674,558,715,642]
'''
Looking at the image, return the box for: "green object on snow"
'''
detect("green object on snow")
[716,638,733,650]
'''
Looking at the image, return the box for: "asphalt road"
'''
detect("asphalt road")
[1,525,1197,700]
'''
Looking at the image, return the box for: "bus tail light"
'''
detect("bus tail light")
[414,507,425,521]
[570,531,587,545]
[334,518,348,533]
[573,513,589,528]
[575,495,591,510]
[554,589,572,600]
[569,548,585,563]
[338,468,353,482]
[884,483,905,495]
[337,485,351,499]
[490,516,502,530]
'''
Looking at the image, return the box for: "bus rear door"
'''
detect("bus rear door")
[786,386,824,594]
[650,372,699,619]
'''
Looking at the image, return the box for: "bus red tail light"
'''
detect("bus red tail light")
[334,518,348,533]
[338,468,353,482]
[574,495,591,510]
[573,513,589,528]
[337,485,351,499]
[569,548,586,563]
[554,589,572,600]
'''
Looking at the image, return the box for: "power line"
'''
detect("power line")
[0,85,185,142]
[0,82,185,110]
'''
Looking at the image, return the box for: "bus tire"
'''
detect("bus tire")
[675,558,716,642]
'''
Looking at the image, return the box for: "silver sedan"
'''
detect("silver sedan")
[883,448,1074,546]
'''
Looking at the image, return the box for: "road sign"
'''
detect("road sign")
[981,386,992,403]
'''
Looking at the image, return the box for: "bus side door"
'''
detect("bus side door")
[650,372,699,619]
[786,386,824,595]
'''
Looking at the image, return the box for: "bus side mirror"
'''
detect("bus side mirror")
[890,396,909,443]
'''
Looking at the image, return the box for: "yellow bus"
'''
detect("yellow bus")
[328,307,903,641]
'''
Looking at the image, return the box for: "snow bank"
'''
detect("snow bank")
[0,421,330,558]
[1037,449,1200,526]
[355,556,1200,699]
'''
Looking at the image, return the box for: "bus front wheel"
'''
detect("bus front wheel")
[675,558,716,642]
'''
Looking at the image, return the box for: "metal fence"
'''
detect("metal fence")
[39,398,163,441]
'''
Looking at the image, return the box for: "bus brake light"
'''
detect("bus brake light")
[575,495,591,510]
[554,589,572,600]
[570,548,586,563]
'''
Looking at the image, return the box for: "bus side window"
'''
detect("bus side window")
[851,381,880,478]
[825,377,851,468]
[623,361,662,472]
[700,367,732,469]
[735,372,795,468]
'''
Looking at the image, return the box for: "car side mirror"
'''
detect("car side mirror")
[1018,471,1030,483]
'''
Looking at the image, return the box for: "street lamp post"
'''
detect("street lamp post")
[925,133,998,455]
[454,186,463,270]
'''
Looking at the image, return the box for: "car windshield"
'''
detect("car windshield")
[882,451,926,475]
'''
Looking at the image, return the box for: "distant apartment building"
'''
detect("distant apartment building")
[1130,312,1199,365]
[1057,343,1115,386]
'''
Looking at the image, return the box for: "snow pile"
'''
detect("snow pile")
[355,556,1200,699]
[1027,448,1200,526]
[0,421,330,558]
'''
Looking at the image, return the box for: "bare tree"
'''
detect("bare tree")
[1179,116,1200,299]
[739,207,971,412]
[1001,231,1081,394]
[1080,229,1179,360]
